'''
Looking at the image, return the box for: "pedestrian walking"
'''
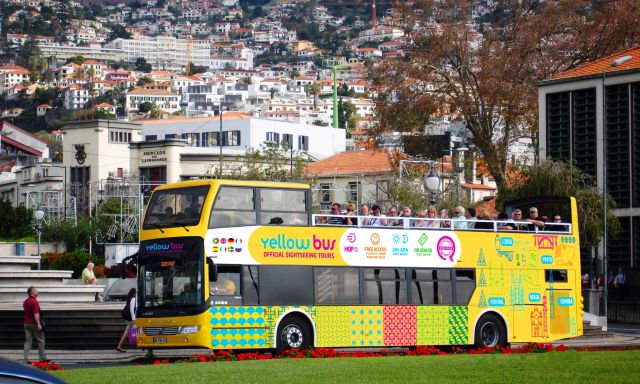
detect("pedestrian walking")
[23,286,47,363]
[116,288,137,352]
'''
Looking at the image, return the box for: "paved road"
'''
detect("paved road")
[3,331,640,370]
[609,322,640,334]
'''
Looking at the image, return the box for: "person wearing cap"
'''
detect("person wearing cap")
[526,207,545,230]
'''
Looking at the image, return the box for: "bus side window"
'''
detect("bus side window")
[455,269,476,304]
[242,266,259,305]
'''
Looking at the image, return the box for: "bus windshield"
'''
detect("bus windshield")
[138,238,204,309]
[143,185,210,229]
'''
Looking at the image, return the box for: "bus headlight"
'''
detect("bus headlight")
[181,325,201,334]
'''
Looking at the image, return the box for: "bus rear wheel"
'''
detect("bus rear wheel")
[474,313,507,348]
[276,316,312,354]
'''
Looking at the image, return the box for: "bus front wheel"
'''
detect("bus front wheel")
[276,316,312,354]
[474,313,507,348]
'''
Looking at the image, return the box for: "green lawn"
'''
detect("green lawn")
[53,350,640,384]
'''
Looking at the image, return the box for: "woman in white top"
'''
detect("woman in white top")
[116,288,137,352]
[425,206,441,228]
[413,210,428,228]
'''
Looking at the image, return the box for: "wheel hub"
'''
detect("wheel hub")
[283,325,303,348]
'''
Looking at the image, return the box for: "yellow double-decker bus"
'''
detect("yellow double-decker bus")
[131,179,582,353]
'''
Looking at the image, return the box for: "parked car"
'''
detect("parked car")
[0,357,66,384]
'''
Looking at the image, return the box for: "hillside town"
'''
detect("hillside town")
[0,0,518,211]
[0,0,640,282]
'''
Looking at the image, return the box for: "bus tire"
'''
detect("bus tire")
[276,315,312,354]
[474,313,507,348]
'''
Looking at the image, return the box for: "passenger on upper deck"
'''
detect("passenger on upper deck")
[465,207,477,229]
[345,203,357,226]
[526,207,545,231]
[543,214,567,232]
[387,207,402,227]
[369,205,387,227]
[399,206,413,227]
[510,209,528,230]
[413,210,428,228]
[452,206,468,229]
[439,208,451,229]
[425,206,440,228]
[359,204,371,226]
[474,209,494,230]
[497,212,515,230]
[328,203,346,225]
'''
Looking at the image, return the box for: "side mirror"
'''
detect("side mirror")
[207,258,218,282]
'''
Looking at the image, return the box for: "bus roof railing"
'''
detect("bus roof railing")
[311,214,572,233]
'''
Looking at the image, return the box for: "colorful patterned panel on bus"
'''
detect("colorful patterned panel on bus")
[315,306,359,347]
[416,306,450,345]
[210,306,268,349]
[448,306,469,344]
[383,306,416,346]
[211,328,268,349]
[209,306,317,349]
[361,307,383,347]
[210,306,266,328]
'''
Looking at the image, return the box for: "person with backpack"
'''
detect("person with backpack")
[116,288,136,352]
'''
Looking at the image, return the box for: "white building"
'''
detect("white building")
[61,120,142,186]
[125,87,181,115]
[105,36,211,69]
[136,115,346,162]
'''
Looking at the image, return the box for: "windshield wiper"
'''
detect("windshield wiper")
[147,223,165,233]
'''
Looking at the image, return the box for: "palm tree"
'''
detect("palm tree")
[305,82,321,111]
[269,87,280,100]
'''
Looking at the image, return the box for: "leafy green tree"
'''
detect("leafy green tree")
[108,24,132,41]
[187,62,208,75]
[16,38,42,70]
[498,160,620,252]
[239,143,308,182]
[66,55,85,65]
[135,57,152,72]
[338,99,356,130]
[137,101,157,114]
[11,109,47,132]
[0,198,34,240]
[42,215,95,253]
[136,76,154,86]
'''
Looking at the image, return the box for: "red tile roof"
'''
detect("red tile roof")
[546,46,640,81]
[306,150,395,177]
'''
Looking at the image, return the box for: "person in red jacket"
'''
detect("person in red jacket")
[24,286,47,363]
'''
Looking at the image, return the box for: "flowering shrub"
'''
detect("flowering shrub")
[170,343,578,366]
[31,361,63,371]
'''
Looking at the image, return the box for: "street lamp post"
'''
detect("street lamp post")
[602,54,632,319]
[425,161,440,204]
[218,100,227,179]
[34,206,44,270]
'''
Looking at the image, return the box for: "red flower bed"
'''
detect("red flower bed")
[31,361,63,371]
[171,342,600,365]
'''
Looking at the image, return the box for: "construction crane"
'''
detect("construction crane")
[316,0,395,28]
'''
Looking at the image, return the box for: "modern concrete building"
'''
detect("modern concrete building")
[538,47,640,272]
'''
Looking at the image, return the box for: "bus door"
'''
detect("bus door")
[545,269,577,339]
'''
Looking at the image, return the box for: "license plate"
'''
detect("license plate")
[153,337,167,344]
